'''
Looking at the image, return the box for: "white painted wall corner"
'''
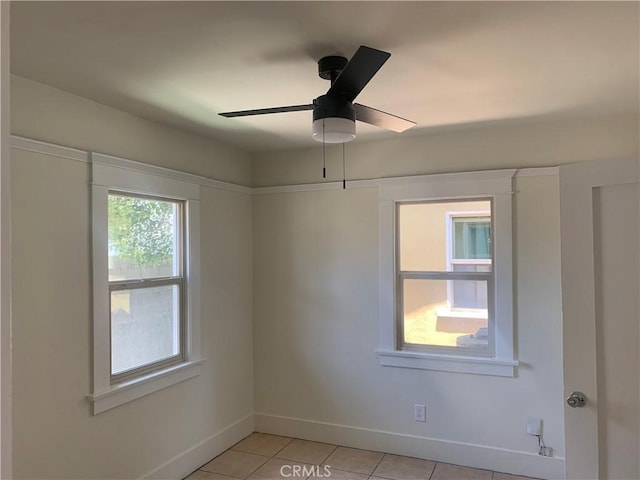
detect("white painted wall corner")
[140,413,255,480]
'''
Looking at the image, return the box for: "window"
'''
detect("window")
[378,171,516,376]
[89,153,203,414]
[448,212,492,311]
[398,201,492,354]
[108,193,184,382]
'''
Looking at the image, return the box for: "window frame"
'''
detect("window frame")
[377,170,517,377]
[89,153,204,414]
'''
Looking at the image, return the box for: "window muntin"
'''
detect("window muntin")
[107,193,185,383]
[397,199,493,354]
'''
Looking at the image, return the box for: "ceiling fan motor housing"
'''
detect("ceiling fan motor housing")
[312,94,356,143]
[313,94,355,122]
[318,55,349,82]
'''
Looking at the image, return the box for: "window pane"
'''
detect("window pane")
[402,278,489,350]
[453,218,491,259]
[399,200,491,271]
[108,194,180,281]
[111,285,181,375]
[451,279,488,309]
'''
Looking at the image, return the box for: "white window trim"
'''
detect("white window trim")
[377,169,517,377]
[88,153,204,414]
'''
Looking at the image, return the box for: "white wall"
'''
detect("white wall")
[11,75,252,186]
[250,110,639,477]
[252,174,565,477]
[10,77,254,479]
[252,113,639,187]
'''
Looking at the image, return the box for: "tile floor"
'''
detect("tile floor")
[185,433,540,480]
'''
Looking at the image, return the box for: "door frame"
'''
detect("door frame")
[559,157,638,479]
[0,2,11,478]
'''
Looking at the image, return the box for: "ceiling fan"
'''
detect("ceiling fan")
[219,46,416,143]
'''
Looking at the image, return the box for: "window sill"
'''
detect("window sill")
[87,359,205,415]
[376,350,517,377]
[435,308,488,319]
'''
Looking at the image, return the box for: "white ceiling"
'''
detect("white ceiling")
[10,1,639,152]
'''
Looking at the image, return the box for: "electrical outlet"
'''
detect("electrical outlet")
[414,404,426,422]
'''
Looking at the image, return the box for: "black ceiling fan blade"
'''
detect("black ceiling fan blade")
[327,46,391,102]
[219,104,314,118]
[354,103,416,133]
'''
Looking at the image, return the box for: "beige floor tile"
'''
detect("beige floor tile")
[193,435,539,480]
[431,463,493,480]
[322,446,384,475]
[185,471,240,480]
[276,439,337,465]
[372,454,436,480]
[201,450,270,479]
[247,457,313,480]
[232,433,293,457]
[315,468,368,480]
[493,473,540,480]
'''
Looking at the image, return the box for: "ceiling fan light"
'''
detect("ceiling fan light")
[312,117,356,143]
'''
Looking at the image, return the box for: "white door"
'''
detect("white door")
[560,158,639,479]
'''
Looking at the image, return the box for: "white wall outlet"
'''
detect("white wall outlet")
[414,404,426,422]
[526,417,542,436]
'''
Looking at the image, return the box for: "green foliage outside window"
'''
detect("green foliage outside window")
[108,195,175,267]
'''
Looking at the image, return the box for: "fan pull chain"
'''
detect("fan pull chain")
[342,143,346,189]
[322,119,326,178]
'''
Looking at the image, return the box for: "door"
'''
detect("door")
[560,158,639,479]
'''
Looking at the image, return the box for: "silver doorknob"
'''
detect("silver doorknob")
[566,391,587,408]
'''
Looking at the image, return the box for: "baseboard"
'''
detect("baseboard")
[141,413,255,479]
[255,413,565,479]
